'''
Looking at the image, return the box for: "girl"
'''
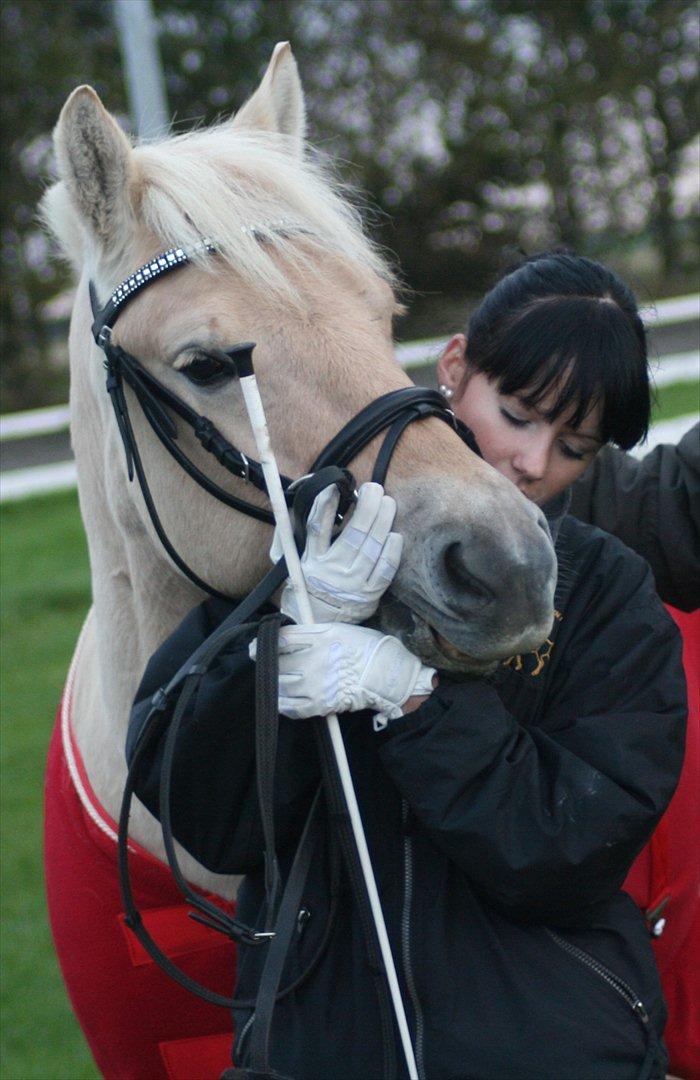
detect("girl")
[129,252,686,1079]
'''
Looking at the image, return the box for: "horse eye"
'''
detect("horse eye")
[181,353,236,386]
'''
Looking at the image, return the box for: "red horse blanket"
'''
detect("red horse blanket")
[624,606,700,1080]
[44,638,236,1080]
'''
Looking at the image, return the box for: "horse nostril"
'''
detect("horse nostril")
[443,542,495,602]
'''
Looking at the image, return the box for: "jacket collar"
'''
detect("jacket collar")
[542,489,571,546]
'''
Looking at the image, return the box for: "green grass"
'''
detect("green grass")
[653,379,699,422]
[1,490,99,1078]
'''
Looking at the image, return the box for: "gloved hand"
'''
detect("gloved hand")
[272,482,403,625]
[250,622,435,726]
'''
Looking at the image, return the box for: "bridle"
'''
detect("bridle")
[89,236,479,603]
[91,236,480,1079]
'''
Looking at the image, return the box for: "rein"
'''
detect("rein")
[90,240,479,1078]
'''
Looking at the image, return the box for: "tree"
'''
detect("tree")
[1,0,697,409]
[0,1,125,408]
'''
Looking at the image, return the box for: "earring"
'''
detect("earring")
[439,384,454,400]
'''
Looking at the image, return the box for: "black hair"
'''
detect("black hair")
[466,252,650,449]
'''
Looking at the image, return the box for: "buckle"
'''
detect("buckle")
[188,910,276,945]
[97,325,112,349]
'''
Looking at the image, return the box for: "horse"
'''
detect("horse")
[41,43,557,1080]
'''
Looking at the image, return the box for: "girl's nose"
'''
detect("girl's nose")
[513,438,550,482]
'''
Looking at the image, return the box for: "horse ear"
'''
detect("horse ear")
[53,85,138,247]
[231,42,306,151]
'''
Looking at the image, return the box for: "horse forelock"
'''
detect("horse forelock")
[43,121,397,315]
[130,126,393,304]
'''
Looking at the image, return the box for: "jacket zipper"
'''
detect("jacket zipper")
[235,1012,255,1060]
[544,927,650,1027]
[402,800,426,1080]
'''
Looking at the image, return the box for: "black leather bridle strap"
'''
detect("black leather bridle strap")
[255,614,284,927]
[90,242,216,345]
[371,409,422,485]
[119,606,331,1012]
[119,672,260,1010]
[105,361,242,601]
[118,346,278,494]
[90,245,476,604]
[247,788,323,1074]
[371,408,482,485]
[109,346,278,525]
[311,387,453,471]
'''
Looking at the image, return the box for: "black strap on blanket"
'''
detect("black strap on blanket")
[221,1067,293,1079]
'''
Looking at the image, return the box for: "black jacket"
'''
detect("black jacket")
[570,422,699,611]
[128,516,686,1080]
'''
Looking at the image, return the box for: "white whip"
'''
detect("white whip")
[238,362,419,1080]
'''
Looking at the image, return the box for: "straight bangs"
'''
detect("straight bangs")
[473,297,650,449]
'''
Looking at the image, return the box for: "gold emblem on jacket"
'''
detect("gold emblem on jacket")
[503,610,563,677]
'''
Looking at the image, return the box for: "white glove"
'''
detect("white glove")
[250,623,435,727]
[272,482,403,625]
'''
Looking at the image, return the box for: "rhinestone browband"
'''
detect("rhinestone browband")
[108,244,208,307]
[92,220,308,344]
[96,238,216,338]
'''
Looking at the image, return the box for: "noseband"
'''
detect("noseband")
[90,239,478,602]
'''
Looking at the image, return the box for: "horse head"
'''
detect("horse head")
[43,43,556,702]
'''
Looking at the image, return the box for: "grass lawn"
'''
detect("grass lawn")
[0,378,696,1077]
[653,379,699,422]
[1,490,99,1078]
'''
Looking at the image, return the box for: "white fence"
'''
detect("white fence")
[1,293,698,502]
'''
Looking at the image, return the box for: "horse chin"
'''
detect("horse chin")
[371,596,498,676]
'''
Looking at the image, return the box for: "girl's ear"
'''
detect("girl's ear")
[436,334,468,395]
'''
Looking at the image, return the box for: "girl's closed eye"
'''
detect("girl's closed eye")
[500,406,529,428]
[559,441,586,461]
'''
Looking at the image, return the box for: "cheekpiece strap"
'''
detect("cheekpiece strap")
[90,238,216,346]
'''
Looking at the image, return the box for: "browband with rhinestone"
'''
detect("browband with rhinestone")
[91,238,216,347]
[90,219,308,348]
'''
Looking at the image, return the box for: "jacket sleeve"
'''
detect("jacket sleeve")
[127,600,320,875]
[376,548,687,924]
[570,422,700,611]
